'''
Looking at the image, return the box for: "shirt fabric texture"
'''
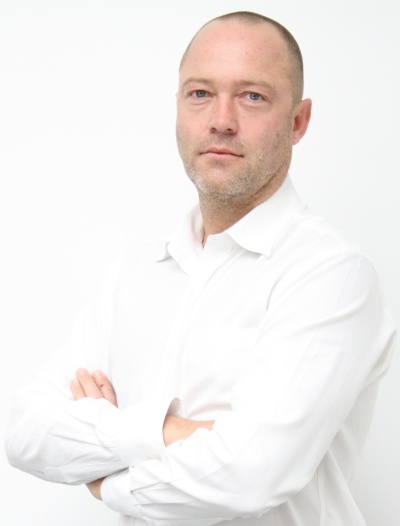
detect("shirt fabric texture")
[6,176,396,526]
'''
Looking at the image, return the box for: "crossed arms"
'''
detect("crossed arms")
[70,368,213,500]
[5,248,395,524]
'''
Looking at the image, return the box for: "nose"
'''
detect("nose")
[209,96,238,135]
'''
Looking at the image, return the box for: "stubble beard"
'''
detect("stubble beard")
[177,133,292,207]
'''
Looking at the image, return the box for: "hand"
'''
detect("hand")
[163,415,214,446]
[70,368,118,407]
[70,369,118,500]
[86,477,104,500]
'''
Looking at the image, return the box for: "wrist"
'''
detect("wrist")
[163,415,214,446]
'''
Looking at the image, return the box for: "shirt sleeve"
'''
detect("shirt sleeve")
[100,251,396,525]
[5,252,169,485]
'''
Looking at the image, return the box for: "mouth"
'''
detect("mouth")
[201,148,243,158]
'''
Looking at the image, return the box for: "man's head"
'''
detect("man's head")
[176,11,312,212]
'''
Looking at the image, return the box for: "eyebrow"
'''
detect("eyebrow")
[180,78,213,90]
[181,77,275,93]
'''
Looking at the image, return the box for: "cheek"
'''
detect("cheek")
[177,118,206,154]
[176,121,195,159]
[258,116,293,147]
[177,113,194,139]
[240,113,277,139]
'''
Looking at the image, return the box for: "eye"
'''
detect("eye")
[191,90,208,98]
[246,92,263,101]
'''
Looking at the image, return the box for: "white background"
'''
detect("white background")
[1,1,399,524]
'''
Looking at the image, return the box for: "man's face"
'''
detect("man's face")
[176,20,309,206]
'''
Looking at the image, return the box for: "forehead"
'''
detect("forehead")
[180,20,291,85]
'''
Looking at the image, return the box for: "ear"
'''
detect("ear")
[292,98,312,145]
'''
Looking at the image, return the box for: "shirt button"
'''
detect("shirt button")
[188,287,198,298]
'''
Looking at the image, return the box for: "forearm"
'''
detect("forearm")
[101,414,276,523]
[6,374,168,485]
[87,415,215,501]
[6,384,127,484]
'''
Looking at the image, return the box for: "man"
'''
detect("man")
[6,11,396,526]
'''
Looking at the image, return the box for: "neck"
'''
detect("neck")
[199,175,286,245]
[199,197,252,244]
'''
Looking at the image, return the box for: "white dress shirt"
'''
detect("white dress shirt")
[6,176,396,526]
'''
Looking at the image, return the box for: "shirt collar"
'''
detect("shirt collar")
[226,176,304,257]
[156,205,203,263]
[156,176,304,261]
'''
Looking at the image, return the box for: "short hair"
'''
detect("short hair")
[180,11,304,103]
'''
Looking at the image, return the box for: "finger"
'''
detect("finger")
[92,370,118,407]
[70,378,86,400]
[75,368,103,399]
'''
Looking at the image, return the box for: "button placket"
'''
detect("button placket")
[158,237,235,400]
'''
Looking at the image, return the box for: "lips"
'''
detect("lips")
[202,148,243,157]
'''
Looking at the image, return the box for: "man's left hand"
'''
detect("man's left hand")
[70,368,118,407]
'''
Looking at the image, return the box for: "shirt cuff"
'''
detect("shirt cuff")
[114,397,179,466]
